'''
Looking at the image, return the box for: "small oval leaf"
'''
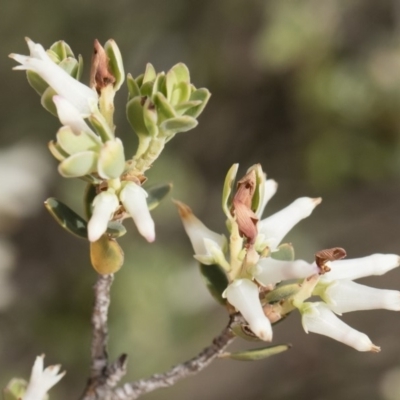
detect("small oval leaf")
[146,182,172,210]
[44,197,88,239]
[160,116,198,133]
[271,243,295,262]
[219,344,291,361]
[106,221,127,238]
[199,263,229,305]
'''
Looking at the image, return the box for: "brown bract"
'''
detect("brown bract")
[231,169,258,244]
[315,247,347,273]
[90,39,116,93]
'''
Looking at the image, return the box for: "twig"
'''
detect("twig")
[80,274,127,400]
[110,316,237,400]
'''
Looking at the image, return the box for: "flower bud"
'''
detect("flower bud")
[88,191,119,242]
[120,182,155,242]
[301,302,380,352]
[224,279,273,341]
[23,355,65,400]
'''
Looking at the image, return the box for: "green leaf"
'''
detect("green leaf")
[199,263,229,305]
[222,163,239,219]
[142,63,156,84]
[174,100,202,115]
[140,81,154,97]
[220,344,291,361]
[58,57,79,76]
[56,126,101,155]
[264,283,301,303]
[271,243,295,262]
[40,86,58,116]
[89,112,115,142]
[185,88,211,118]
[231,324,262,342]
[84,184,97,219]
[170,63,190,84]
[143,98,158,137]
[152,72,166,96]
[58,151,98,178]
[127,73,141,100]
[160,116,198,133]
[135,73,144,87]
[170,81,191,106]
[44,197,88,239]
[153,92,176,122]
[126,96,149,136]
[3,378,28,400]
[50,40,75,61]
[104,39,125,91]
[146,182,172,210]
[76,54,84,80]
[48,140,68,161]
[97,139,126,179]
[27,70,48,96]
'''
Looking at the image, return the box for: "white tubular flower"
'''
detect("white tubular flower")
[320,280,400,314]
[88,191,119,242]
[175,201,226,260]
[224,279,273,341]
[23,355,65,400]
[322,254,400,282]
[255,179,278,218]
[254,257,319,286]
[10,38,98,116]
[258,197,321,251]
[120,182,155,242]
[53,95,98,137]
[301,302,380,352]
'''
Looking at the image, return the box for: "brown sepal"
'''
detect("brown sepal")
[90,39,116,93]
[231,169,258,244]
[315,247,347,274]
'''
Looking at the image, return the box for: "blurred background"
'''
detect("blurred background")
[2,0,400,399]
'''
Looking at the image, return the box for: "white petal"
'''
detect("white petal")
[258,197,321,250]
[323,254,400,281]
[10,40,98,115]
[255,179,278,218]
[225,279,272,341]
[254,257,319,285]
[120,182,155,242]
[53,96,97,137]
[175,201,226,256]
[301,302,380,352]
[88,191,119,242]
[23,355,65,400]
[323,280,400,314]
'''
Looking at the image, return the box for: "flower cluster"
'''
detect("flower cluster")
[177,164,400,351]
[10,38,210,274]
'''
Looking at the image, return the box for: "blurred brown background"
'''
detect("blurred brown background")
[2,1,400,399]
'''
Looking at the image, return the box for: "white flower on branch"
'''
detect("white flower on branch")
[301,302,381,352]
[88,190,120,242]
[10,38,98,116]
[223,279,273,341]
[22,355,65,400]
[120,182,155,242]
[258,197,322,251]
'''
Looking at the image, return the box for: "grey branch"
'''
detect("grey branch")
[110,316,237,400]
[80,274,127,400]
